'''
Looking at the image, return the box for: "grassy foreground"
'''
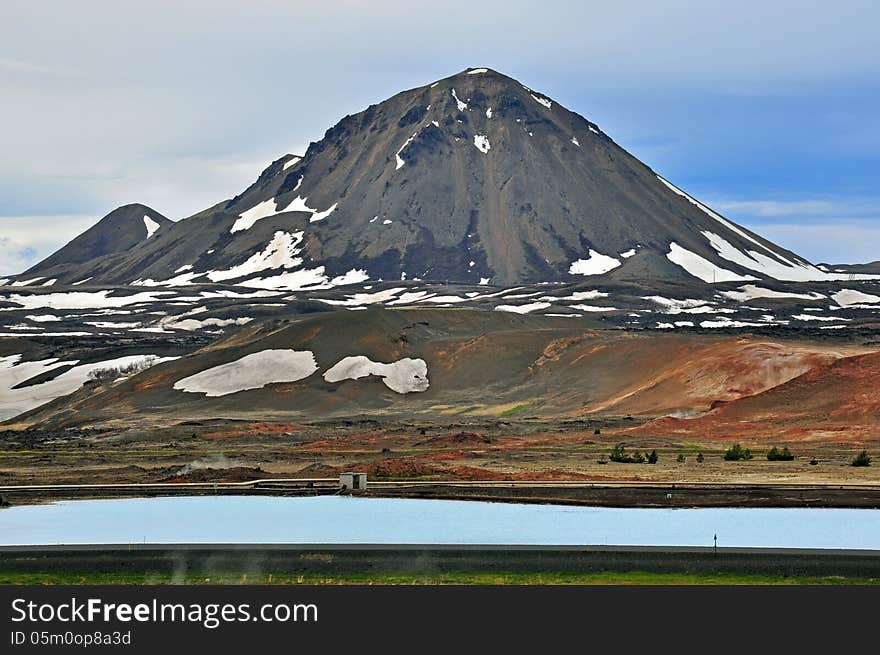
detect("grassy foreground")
[1,571,877,585]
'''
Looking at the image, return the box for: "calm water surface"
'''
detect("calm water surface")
[0,496,878,548]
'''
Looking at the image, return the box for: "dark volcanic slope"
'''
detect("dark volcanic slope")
[22,68,827,287]
[24,204,171,279]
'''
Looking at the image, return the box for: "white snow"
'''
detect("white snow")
[131,270,204,287]
[494,302,552,314]
[530,93,552,109]
[237,268,335,291]
[282,156,301,170]
[473,134,491,153]
[1,290,174,310]
[323,355,429,394]
[173,350,318,397]
[431,120,440,127]
[11,277,44,286]
[721,285,825,302]
[143,215,161,238]
[657,175,795,263]
[318,287,404,307]
[42,279,57,286]
[643,296,722,315]
[25,314,61,322]
[174,265,193,274]
[571,136,580,146]
[588,126,599,134]
[395,132,418,169]
[162,317,252,332]
[479,277,491,285]
[832,289,880,307]
[309,202,337,223]
[451,88,468,111]
[388,291,435,305]
[292,176,303,191]
[620,248,637,259]
[283,196,312,214]
[0,279,7,286]
[699,318,765,328]
[330,269,370,286]
[206,232,306,283]
[568,250,621,276]
[485,107,492,118]
[701,230,828,282]
[231,199,279,233]
[666,242,757,283]
[0,354,173,421]
[382,219,393,225]
[71,277,92,286]
[231,195,337,231]
[369,216,378,223]
[468,261,475,268]
[421,295,469,303]
[547,290,609,302]
[569,304,617,312]
[467,68,488,74]
[792,313,850,322]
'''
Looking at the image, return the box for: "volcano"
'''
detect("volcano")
[21,67,857,291]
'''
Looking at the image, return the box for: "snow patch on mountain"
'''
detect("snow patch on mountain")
[143,215,160,239]
[568,250,621,276]
[832,289,880,307]
[323,355,429,394]
[173,350,318,397]
[206,232,305,283]
[666,243,756,283]
[451,88,468,111]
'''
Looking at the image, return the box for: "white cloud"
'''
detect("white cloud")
[741,220,880,265]
[712,197,880,218]
[0,215,98,275]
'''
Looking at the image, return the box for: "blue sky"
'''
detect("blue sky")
[2,0,878,274]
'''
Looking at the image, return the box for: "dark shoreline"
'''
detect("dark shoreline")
[3,481,880,509]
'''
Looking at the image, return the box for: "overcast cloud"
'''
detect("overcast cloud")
[2,0,878,273]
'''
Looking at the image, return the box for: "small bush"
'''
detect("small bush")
[647,450,658,464]
[767,446,794,461]
[809,458,818,466]
[676,453,686,463]
[86,356,158,383]
[609,443,646,464]
[852,450,872,467]
[696,452,704,463]
[723,444,753,461]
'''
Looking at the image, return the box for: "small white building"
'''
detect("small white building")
[339,472,367,492]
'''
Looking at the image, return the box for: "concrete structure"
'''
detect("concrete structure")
[339,472,367,492]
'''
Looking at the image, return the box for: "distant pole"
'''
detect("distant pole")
[714,533,717,557]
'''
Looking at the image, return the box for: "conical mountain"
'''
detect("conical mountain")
[23,68,839,288]
[23,203,171,281]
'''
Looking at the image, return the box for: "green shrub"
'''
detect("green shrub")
[767,446,794,461]
[609,443,646,464]
[809,458,818,466]
[647,450,658,464]
[696,452,704,463]
[676,453,686,463]
[852,450,872,467]
[723,444,753,461]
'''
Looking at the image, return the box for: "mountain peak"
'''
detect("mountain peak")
[23,204,171,280]
[21,70,849,288]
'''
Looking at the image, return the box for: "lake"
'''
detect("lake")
[1,496,878,548]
